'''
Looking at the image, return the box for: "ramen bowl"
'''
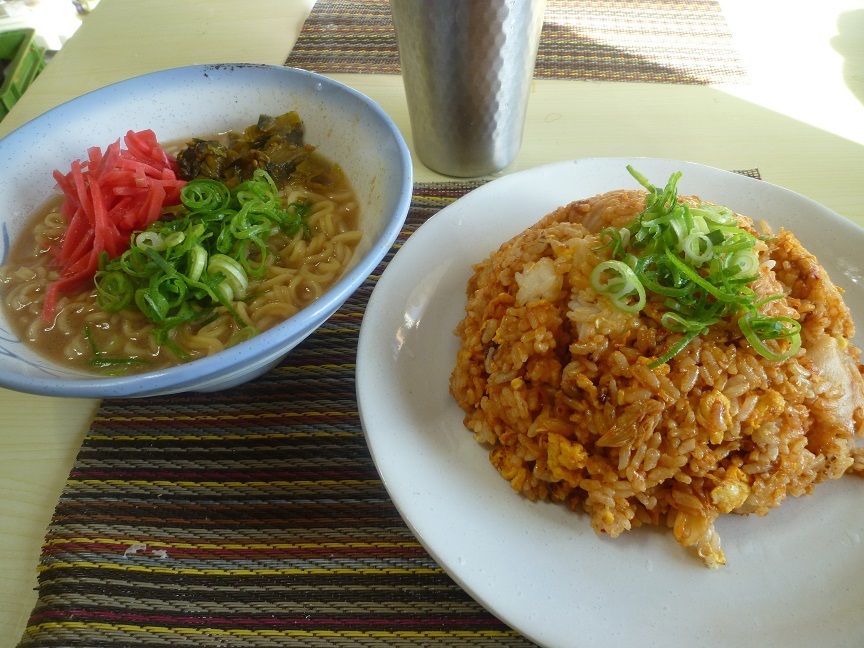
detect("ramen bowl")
[0,64,412,398]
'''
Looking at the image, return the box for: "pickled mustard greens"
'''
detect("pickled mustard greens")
[176,111,315,188]
[591,166,801,368]
[94,169,311,361]
[175,110,347,198]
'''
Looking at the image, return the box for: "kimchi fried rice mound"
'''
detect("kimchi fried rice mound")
[449,188,864,568]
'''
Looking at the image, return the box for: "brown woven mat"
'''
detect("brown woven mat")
[18,181,539,648]
[18,170,761,647]
[286,0,747,84]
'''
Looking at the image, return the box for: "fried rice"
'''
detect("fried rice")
[449,187,864,567]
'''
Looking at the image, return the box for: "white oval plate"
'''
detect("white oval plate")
[356,158,864,648]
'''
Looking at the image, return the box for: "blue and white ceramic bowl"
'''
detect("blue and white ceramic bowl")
[0,64,412,398]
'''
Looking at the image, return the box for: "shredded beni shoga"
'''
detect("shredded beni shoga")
[589,166,801,368]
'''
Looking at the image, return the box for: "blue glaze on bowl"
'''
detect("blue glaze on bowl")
[0,64,412,398]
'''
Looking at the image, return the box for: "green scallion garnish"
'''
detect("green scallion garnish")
[590,166,802,368]
[84,324,151,374]
[94,168,311,358]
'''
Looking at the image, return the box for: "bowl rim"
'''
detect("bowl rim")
[0,63,413,398]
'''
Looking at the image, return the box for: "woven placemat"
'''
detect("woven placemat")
[18,181,540,648]
[19,170,761,647]
[286,0,747,85]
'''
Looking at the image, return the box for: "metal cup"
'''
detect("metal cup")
[390,0,546,177]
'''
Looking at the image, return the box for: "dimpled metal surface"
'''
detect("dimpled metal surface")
[390,0,546,177]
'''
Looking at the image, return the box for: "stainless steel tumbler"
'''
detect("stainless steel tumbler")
[389,0,546,177]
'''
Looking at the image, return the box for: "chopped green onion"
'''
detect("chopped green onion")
[726,249,760,277]
[661,311,713,333]
[588,166,801,367]
[94,168,311,360]
[681,231,713,264]
[136,231,167,251]
[691,204,738,226]
[164,231,186,248]
[180,178,231,212]
[590,260,646,313]
[187,245,208,282]
[739,312,802,361]
[208,253,248,301]
[94,261,134,312]
[83,324,151,373]
[652,329,702,367]
[594,227,631,259]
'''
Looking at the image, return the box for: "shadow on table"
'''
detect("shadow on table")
[287,0,747,86]
[534,20,746,85]
[833,9,864,107]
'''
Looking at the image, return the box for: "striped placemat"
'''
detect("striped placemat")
[286,0,747,85]
[19,169,761,647]
[18,181,540,648]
